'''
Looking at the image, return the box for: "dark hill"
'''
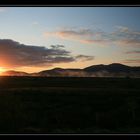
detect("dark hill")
[84,63,132,72]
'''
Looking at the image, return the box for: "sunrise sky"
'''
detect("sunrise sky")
[0,7,140,73]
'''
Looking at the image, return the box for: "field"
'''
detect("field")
[0,76,140,134]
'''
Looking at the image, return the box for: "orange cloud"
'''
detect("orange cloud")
[44,26,140,47]
[123,59,140,64]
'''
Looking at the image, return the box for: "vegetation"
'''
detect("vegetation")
[0,76,140,134]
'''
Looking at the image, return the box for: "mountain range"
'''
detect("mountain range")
[1,63,140,78]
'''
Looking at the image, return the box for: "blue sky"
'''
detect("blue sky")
[0,7,140,72]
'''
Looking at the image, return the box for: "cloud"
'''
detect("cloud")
[50,45,65,49]
[110,26,140,46]
[45,28,103,43]
[0,39,74,68]
[0,39,94,68]
[123,59,140,64]
[75,55,95,61]
[44,26,140,47]
[56,29,94,38]
[125,50,140,54]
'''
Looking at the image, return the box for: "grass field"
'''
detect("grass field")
[0,76,140,134]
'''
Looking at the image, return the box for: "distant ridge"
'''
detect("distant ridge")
[84,63,131,72]
[1,63,140,78]
[1,70,29,76]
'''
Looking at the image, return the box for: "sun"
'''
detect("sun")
[0,67,6,75]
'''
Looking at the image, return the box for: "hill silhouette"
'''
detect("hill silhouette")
[1,63,140,78]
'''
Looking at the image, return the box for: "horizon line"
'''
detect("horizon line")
[1,62,140,74]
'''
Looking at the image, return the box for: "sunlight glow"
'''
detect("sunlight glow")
[0,67,6,75]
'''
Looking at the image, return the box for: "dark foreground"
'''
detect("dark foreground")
[0,76,140,134]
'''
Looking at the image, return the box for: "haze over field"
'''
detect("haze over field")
[0,7,140,74]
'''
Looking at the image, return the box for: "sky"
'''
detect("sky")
[0,7,140,73]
